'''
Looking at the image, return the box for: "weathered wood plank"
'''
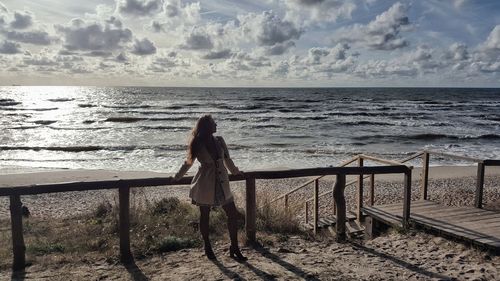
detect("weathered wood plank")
[333,174,346,242]
[313,179,319,235]
[421,152,429,200]
[364,200,500,250]
[475,163,485,209]
[10,195,25,271]
[357,157,364,222]
[119,185,132,263]
[245,177,256,244]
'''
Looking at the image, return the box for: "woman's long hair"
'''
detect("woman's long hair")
[187,114,213,164]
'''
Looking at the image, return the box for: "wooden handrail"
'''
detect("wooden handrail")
[304,153,417,204]
[265,155,360,206]
[3,164,411,270]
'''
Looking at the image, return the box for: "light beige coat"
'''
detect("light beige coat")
[174,136,240,205]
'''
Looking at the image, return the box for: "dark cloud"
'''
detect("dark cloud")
[117,0,163,16]
[240,11,302,46]
[0,40,21,54]
[116,52,128,62]
[164,0,179,17]
[307,47,330,65]
[444,43,469,61]
[10,11,33,29]
[264,41,295,56]
[181,29,213,50]
[201,49,232,59]
[295,0,326,6]
[4,30,53,45]
[334,2,410,50]
[151,21,163,32]
[132,38,157,55]
[56,17,132,52]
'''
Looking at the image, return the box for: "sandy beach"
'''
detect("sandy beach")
[1,165,499,280]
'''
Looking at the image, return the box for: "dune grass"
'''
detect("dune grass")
[0,189,305,269]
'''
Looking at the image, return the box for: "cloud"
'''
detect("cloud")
[201,49,232,59]
[263,41,295,56]
[180,28,213,50]
[4,30,54,45]
[304,43,349,65]
[131,38,157,55]
[444,43,469,61]
[148,52,190,72]
[239,11,302,46]
[482,25,500,52]
[0,40,21,54]
[10,11,33,29]
[474,25,500,73]
[285,0,356,25]
[333,2,411,50]
[117,0,163,16]
[149,0,200,32]
[56,17,133,52]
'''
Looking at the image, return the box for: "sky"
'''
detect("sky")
[0,0,499,87]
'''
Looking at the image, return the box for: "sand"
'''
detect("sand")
[3,232,499,280]
[1,165,500,280]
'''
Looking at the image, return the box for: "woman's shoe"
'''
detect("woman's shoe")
[229,246,247,262]
[204,245,216,260]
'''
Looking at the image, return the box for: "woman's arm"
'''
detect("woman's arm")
[174,159,194,181]
[217,136,241,175]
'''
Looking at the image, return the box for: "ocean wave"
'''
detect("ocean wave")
[0,98,21,106]
[78,103,96,108]
[1,107,58,111]
[103,104,153,109]
[139,125,191,131]
[33,120,57,125]
[352,133,500,142]
[47,98,74,102]
[48,126,112,130]
[339,121,393,126]
[6,126,40,129]
[105,117,147,123]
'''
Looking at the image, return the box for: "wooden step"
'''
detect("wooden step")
[346,220,364,237]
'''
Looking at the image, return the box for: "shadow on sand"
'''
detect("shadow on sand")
[351,242,452,280]
[124,259,150,281]
[11,269,26,281]
[253,245,320,281]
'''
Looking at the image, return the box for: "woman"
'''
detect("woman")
[174,114,247,261]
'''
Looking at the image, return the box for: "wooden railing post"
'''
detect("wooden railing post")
[403,170,412,228]
[369,174,375,206]
[284,194,288,210]
[305,202,309,224]
[313,179,319,235]
[333,173,346,242]
[475,162,485,209]
[421,152,429,200]
[119,184,132,263]
[245,177,256,245]
[357,157,364,222]
[10,195,25,271]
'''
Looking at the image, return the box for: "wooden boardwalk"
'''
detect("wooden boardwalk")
[363,200,500,251]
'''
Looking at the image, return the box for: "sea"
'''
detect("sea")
[1,86,499,174]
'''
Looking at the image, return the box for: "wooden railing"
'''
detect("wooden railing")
[1,165,411,271]
[420,150,500,209]
[303,152,420,228]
